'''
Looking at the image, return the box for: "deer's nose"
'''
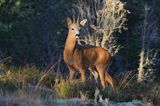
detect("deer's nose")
[76,34,80,36]
[74,29,79,34]
[75,34,80,39]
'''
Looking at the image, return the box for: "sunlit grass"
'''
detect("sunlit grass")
[0,63,159,105]
[54,79,96,99]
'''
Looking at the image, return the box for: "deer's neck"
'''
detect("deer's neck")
[64,32,77,54]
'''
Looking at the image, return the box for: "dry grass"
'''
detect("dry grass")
[0,63,159,105]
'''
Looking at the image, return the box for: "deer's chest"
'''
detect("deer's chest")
[63,50,82,67]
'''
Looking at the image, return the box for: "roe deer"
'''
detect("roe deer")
[63,17,114,90]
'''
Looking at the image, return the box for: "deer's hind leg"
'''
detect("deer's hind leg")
[77,65,86,82]
[96,65,106,90]
[89,66,99,83]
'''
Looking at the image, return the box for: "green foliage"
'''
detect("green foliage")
[0,0,5,6]
[0,0,35,65]
[55,80,79,98]
[0,0,73,66]
[155,0,160,19]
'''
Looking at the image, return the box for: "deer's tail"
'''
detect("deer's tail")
[105,72,114,90]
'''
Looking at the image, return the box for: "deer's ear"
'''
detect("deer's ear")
[67,17,72,26]
[80,19,87,26]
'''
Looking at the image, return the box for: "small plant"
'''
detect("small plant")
[55,80,79,98]
[54,79,97,99]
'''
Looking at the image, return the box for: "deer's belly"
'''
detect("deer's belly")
[64,58,83,69]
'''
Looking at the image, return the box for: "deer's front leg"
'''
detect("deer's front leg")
[67,65,76,80]
[79,68,86,82]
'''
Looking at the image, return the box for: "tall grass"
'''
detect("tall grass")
[0,60,159,105]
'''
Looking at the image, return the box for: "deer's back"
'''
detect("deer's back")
[77,44,111,66]
[63,44,111,68]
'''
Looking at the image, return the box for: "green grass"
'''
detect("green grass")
[54,79,96,99]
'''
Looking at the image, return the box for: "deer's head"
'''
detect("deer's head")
[67,17,87,39]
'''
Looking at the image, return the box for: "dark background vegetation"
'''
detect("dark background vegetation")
[1,0,159,76]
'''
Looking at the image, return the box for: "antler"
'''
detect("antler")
[77,15,80,25]
[73,15,76,23]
